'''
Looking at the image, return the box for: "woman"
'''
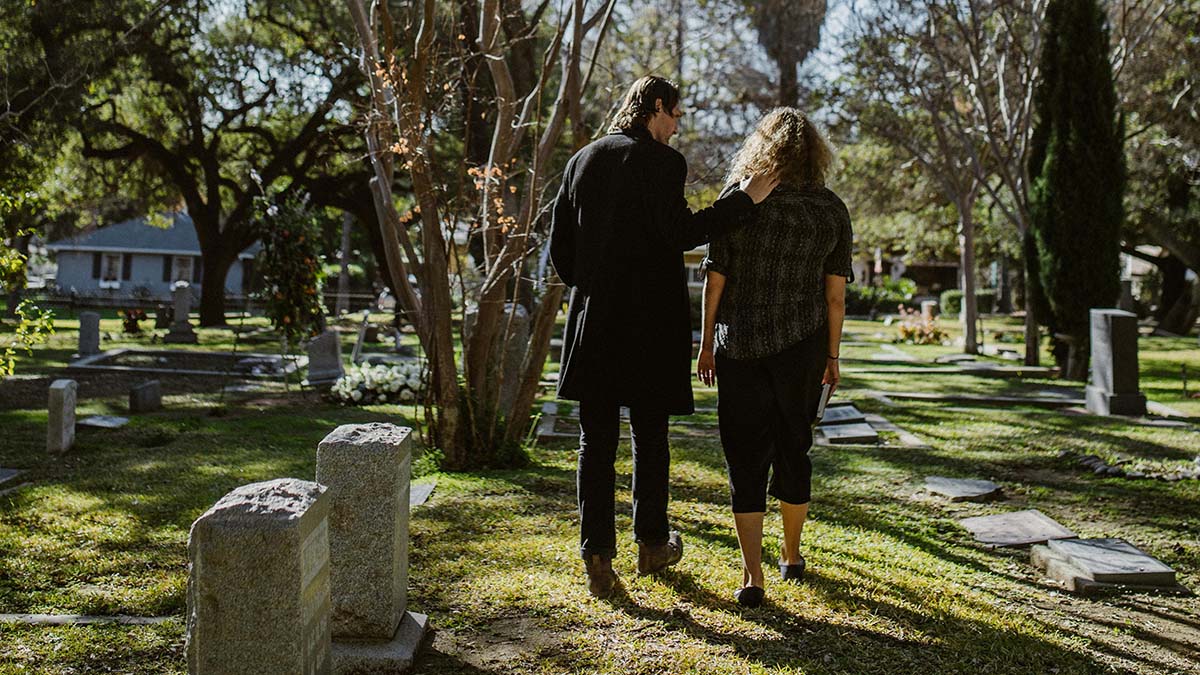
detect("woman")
[697,108,853,608]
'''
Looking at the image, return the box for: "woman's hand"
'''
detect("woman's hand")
[697,347,716,386]
[822,357,840,396]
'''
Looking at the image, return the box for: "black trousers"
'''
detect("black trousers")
[577,400,671,560]
[715,328,827,513]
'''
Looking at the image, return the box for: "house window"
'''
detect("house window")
[171,256,193,283]
[99,253,123,289]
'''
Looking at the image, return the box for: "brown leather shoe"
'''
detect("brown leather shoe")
[637,530,683,575]
[585,554,618,598]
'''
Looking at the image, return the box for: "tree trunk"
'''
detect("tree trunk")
[958,200,978,354]
[1023,293,1040,366]
[1065,333,1089,381]
[1160,280,1199,336]
[777,55,798,107]
[504,282,565,446]
[198,252,236,326]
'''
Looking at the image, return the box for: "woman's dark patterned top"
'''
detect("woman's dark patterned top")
[702,182,854,360]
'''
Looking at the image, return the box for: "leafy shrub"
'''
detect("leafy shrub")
[330,361,425,405]
[941,289,998,316]
[253,193,326,345]
[846,277,917,315]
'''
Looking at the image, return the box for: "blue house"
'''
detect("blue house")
[46,213,259,301]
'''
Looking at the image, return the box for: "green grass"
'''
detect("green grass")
[1,319,1198,673]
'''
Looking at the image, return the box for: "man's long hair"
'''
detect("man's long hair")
[727,107,834,187]
[608,76,680,132]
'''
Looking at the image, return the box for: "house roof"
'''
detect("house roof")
[46,212,260,258]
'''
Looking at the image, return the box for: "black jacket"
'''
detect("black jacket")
[549,126,754,413]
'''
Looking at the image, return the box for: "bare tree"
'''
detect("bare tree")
[346,0,617,468]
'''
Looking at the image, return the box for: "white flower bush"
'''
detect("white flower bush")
[330,360,426,406]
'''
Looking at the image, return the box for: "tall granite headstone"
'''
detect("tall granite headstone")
[165,282,199,344]
[186,478,332,675]
[78,311,101,357]
[316,424,412,638]
[1085,308,1146,416]
[306,330,345,386]
[315,424,427,672]
[47,379,77,454]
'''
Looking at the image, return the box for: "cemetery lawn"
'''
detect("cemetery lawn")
[0,328,1197,673]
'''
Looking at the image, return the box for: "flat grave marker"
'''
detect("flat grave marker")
[1046,538,1176,586]
[77,415,130,429]
[924,476,1002,502]
[0,468,21,487]
[820,422,879,444]
[410,480,436,507]
[818,404,867,426]
[958,509,1076,547]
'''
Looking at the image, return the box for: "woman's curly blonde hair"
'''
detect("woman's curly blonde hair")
[726,107,833,188]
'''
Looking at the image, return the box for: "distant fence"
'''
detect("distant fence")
[6,290,384,318]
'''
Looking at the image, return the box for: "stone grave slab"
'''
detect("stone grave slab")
[934,353,977,364]
[924,476,1002,502]
[818,404,866,426]
[77,415,130,429]
[410,480,436,507]
[820,422,879,444]
[958,509,1076,547]
[187,478,332,675]
[78,311,101,357]
[1046,538,1176,586]
[165,283,198,344]
[0,468,21,487]
[47,379,77,454]
[1032,543,1189,596]
[332,611,429,673]
[305,330,345,387]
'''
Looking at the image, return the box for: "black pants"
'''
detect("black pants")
[715,328,827,513]
[577,400,671,560]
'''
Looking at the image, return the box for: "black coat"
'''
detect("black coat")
[549,127,754,414]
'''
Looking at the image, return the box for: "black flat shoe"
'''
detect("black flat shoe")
[779,556,806,582]
[734,585,765,608]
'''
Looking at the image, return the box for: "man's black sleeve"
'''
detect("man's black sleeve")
[549,159,577,287]
[650,152,754,251]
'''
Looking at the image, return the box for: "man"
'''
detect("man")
[550,75,779,598]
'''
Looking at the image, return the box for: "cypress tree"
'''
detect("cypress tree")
[1027,0,1124,380]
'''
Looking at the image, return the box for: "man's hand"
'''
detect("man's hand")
[739,171,781,204]
[697,347,716,386]
[822,358,840,396]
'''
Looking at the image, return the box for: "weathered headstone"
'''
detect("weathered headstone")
[154,304,173,329]
[350,314,369,365]
[305,330,345,387]
[1085,308,1146,416]
[78,312,101,357]
[315,424,428,671]
[129,380,163,413]
[410,480,436,507]
[165,283,199,344]
[47,379,77,454]
[186,478,332,675]
[464,303,530,415]
[924,476,1002,502]
[1047,538,1176,586]
[920,300,939,322]
[958,509,1076,547]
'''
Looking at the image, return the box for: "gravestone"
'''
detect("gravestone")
[1047,538,1176,586]
[78,312,101,357]
[47,379,77,454]
[0,468,21,487]
[410,480,436,507]
[129,380,163,413]
[165,283,199,344]
[186,478,332,675]
[305,330,344,387]
[958,509,1076,547]
[315,424,428,671]
[154,304,173,329]
[920,300,939,321]
[924,476,1002,502]
[464,304,530,415]
[77,415,129,429]
[818,404,866,426]
[820,422,878,444]
[1085,309,1146,416]
[350,314,369,365]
